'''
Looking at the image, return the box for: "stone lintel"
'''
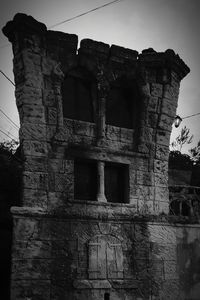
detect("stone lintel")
[11,205,198,225]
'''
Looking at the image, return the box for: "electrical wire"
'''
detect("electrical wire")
[182,112,200,120]
[0,109,19,130]
[0,70,15,86]
[0,0,125,49]
[0,128,18,141]
[48,0,123,29]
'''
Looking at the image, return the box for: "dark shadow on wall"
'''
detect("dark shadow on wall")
[0,146,22,299]
[177,228,200,299]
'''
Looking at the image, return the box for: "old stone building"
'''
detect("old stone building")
[3,13,200,300]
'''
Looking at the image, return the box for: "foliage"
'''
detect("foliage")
[171,126,193,152]
[0,139,19,155]
[170,126,200,169]
[189,140,200,165]
[169,150,193,170]
[0,139,22,207]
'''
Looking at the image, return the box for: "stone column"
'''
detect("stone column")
[97,161,107,202]
[98,98,106,139]
[136,48,190,214]
[96,69,108,143]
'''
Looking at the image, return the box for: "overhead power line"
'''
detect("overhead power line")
[49,0,123,29]
[0,108,19,130]
[0,70,15,86]
[0,0,124,49]
[182,112,200,120]
[0,128,18,141]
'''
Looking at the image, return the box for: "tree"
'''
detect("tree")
[170,126,193,152]
[0,139,19,154]
[169,150,193,170]
[189,140,200,165]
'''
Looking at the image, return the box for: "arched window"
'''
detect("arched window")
[106,77,139,129]
[62,68,96,122]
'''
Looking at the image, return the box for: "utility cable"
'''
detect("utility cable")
[0,0,125,48]
[0,128,18,141]
[182,112,200,120]
[48,0,123,29]
[0,70,15,86]
[0,108,19,129]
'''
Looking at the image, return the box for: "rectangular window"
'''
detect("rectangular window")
[105,163,128,203]
[74,160,97,201]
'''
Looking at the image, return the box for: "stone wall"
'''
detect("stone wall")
[11,206,200,300]
[2,13,195,300]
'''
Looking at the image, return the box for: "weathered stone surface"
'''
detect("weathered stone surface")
[23,140,48,156]
[24,156,48,172]
[20,123,47,140]
[148,96,160,112]
[163,84,179,102]
[155,144,169,161]
[23,188,48,208]
[18,104,45,124]
[136,170,155,186]
[161,97,177,117]
[23,171,48,190]
[15,86,43,106]
[13,240,51,258]
[156,130,171,146]
[151,83,163,97]
[11,279,51,300]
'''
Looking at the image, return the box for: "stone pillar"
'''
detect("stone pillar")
[96,70,107,142]
[3,13,49,209]
[97,161,107,202]
[136,48,190,214]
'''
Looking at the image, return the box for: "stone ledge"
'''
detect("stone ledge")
[73,279,139,289]
[10,206,200,225]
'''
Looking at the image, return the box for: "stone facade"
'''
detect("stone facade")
[3,13,199,300]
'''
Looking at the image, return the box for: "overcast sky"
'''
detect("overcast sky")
[0,0,199,153]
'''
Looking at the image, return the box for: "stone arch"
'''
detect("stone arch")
[88,234,123,279]
[61,66,97,123]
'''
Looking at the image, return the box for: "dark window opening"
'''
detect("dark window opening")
[170,200,180,215]
[170,200,191,216]
[62,68,96,122]
[104,293,110,300]
[182,202,190,216]
[105,163,128,203]
[74,160,97,201]
[106,79,139,129]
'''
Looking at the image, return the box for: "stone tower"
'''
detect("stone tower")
[3,13,195,300]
